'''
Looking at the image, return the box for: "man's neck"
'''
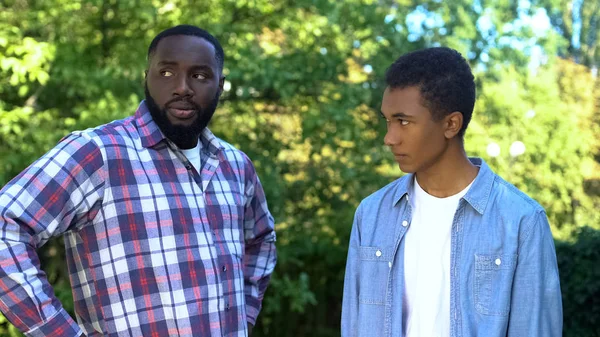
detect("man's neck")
[415,143,479,198]
[176,136,201,150]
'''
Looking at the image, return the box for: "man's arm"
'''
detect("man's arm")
[241,154,276,328]
[507,210,562,336]
[341,203,362,337]
[0,134,105,337]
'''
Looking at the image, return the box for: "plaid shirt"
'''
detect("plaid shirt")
[0,101,276,337]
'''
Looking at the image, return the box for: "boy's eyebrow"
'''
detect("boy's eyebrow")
[380,111,414,119]
[391,112,413,118]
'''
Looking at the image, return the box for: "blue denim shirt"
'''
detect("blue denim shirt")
[341,158,562,337]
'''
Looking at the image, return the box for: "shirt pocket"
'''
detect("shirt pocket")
[358,246,392,305]
[205,182,245,229]
[474,253,518,316]
[204,184,245,259]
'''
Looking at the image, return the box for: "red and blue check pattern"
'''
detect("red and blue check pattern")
[0,101,276,336]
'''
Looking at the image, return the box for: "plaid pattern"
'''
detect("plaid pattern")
[0,101,276,337]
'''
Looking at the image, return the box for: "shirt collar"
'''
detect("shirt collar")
[462,157,495,215]
[134,100,224,157]
[392,172,414,206]
[392,157,495,215]
[135,100,164,148]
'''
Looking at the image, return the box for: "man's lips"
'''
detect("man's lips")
[167,102,195,109]
[167,108,196,119]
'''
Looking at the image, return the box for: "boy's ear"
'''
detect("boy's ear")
[444,111,463,139]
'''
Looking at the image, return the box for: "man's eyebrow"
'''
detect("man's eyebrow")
[189,64,214,71]
[156,61,214,72]
[157,60,178,66]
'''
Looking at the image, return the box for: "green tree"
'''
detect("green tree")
[535,0,600,68]
[1,1,598,336]
[466,58,599,239]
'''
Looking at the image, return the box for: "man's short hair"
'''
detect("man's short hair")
[148,24,224,71]
[385,47,476,137]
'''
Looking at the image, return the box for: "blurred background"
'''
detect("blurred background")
[1,0,599,336]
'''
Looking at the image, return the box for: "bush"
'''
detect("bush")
[556,226,600,337]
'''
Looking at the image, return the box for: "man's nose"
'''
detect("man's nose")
[173,75,193,97]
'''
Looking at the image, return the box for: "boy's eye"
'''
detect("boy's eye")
[161,70,173,77]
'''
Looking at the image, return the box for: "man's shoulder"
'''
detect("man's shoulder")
[215,137,251,164]
[212,137,262,182]
[69,116,137,145]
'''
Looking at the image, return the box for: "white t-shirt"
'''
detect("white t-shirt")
[402,177,473,337]
[180,139,202,173]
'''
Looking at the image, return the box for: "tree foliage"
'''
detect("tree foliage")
[535,0,600,68]
[1,0,599,336]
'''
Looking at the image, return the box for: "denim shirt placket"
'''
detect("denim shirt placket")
[383,195,468,337]
[385,194,412,337]
[450,199,467,337]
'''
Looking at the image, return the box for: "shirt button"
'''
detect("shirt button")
[388,262,392,268]
[402,220,408,227]
[495,258,501,266]
[226,304,230,310]
[375,250,382,257]
[222,265,227,272]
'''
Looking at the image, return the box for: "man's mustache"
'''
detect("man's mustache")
[164,97,201,110]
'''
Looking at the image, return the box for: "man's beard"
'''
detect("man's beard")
[144,83,219,149]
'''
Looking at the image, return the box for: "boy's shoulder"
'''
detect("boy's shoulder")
[359,174,412,210]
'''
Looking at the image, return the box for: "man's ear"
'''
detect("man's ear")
[218,76,226,96]
[444,111,463,139]
[219,76,225,91]
[144,69,148,79]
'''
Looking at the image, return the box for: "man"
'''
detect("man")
[341,47,562,336]
[0,25,276,337]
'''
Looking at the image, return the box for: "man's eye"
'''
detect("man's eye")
[400,119,409,126]
[161,70,173,77]
[193,73,207,80]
